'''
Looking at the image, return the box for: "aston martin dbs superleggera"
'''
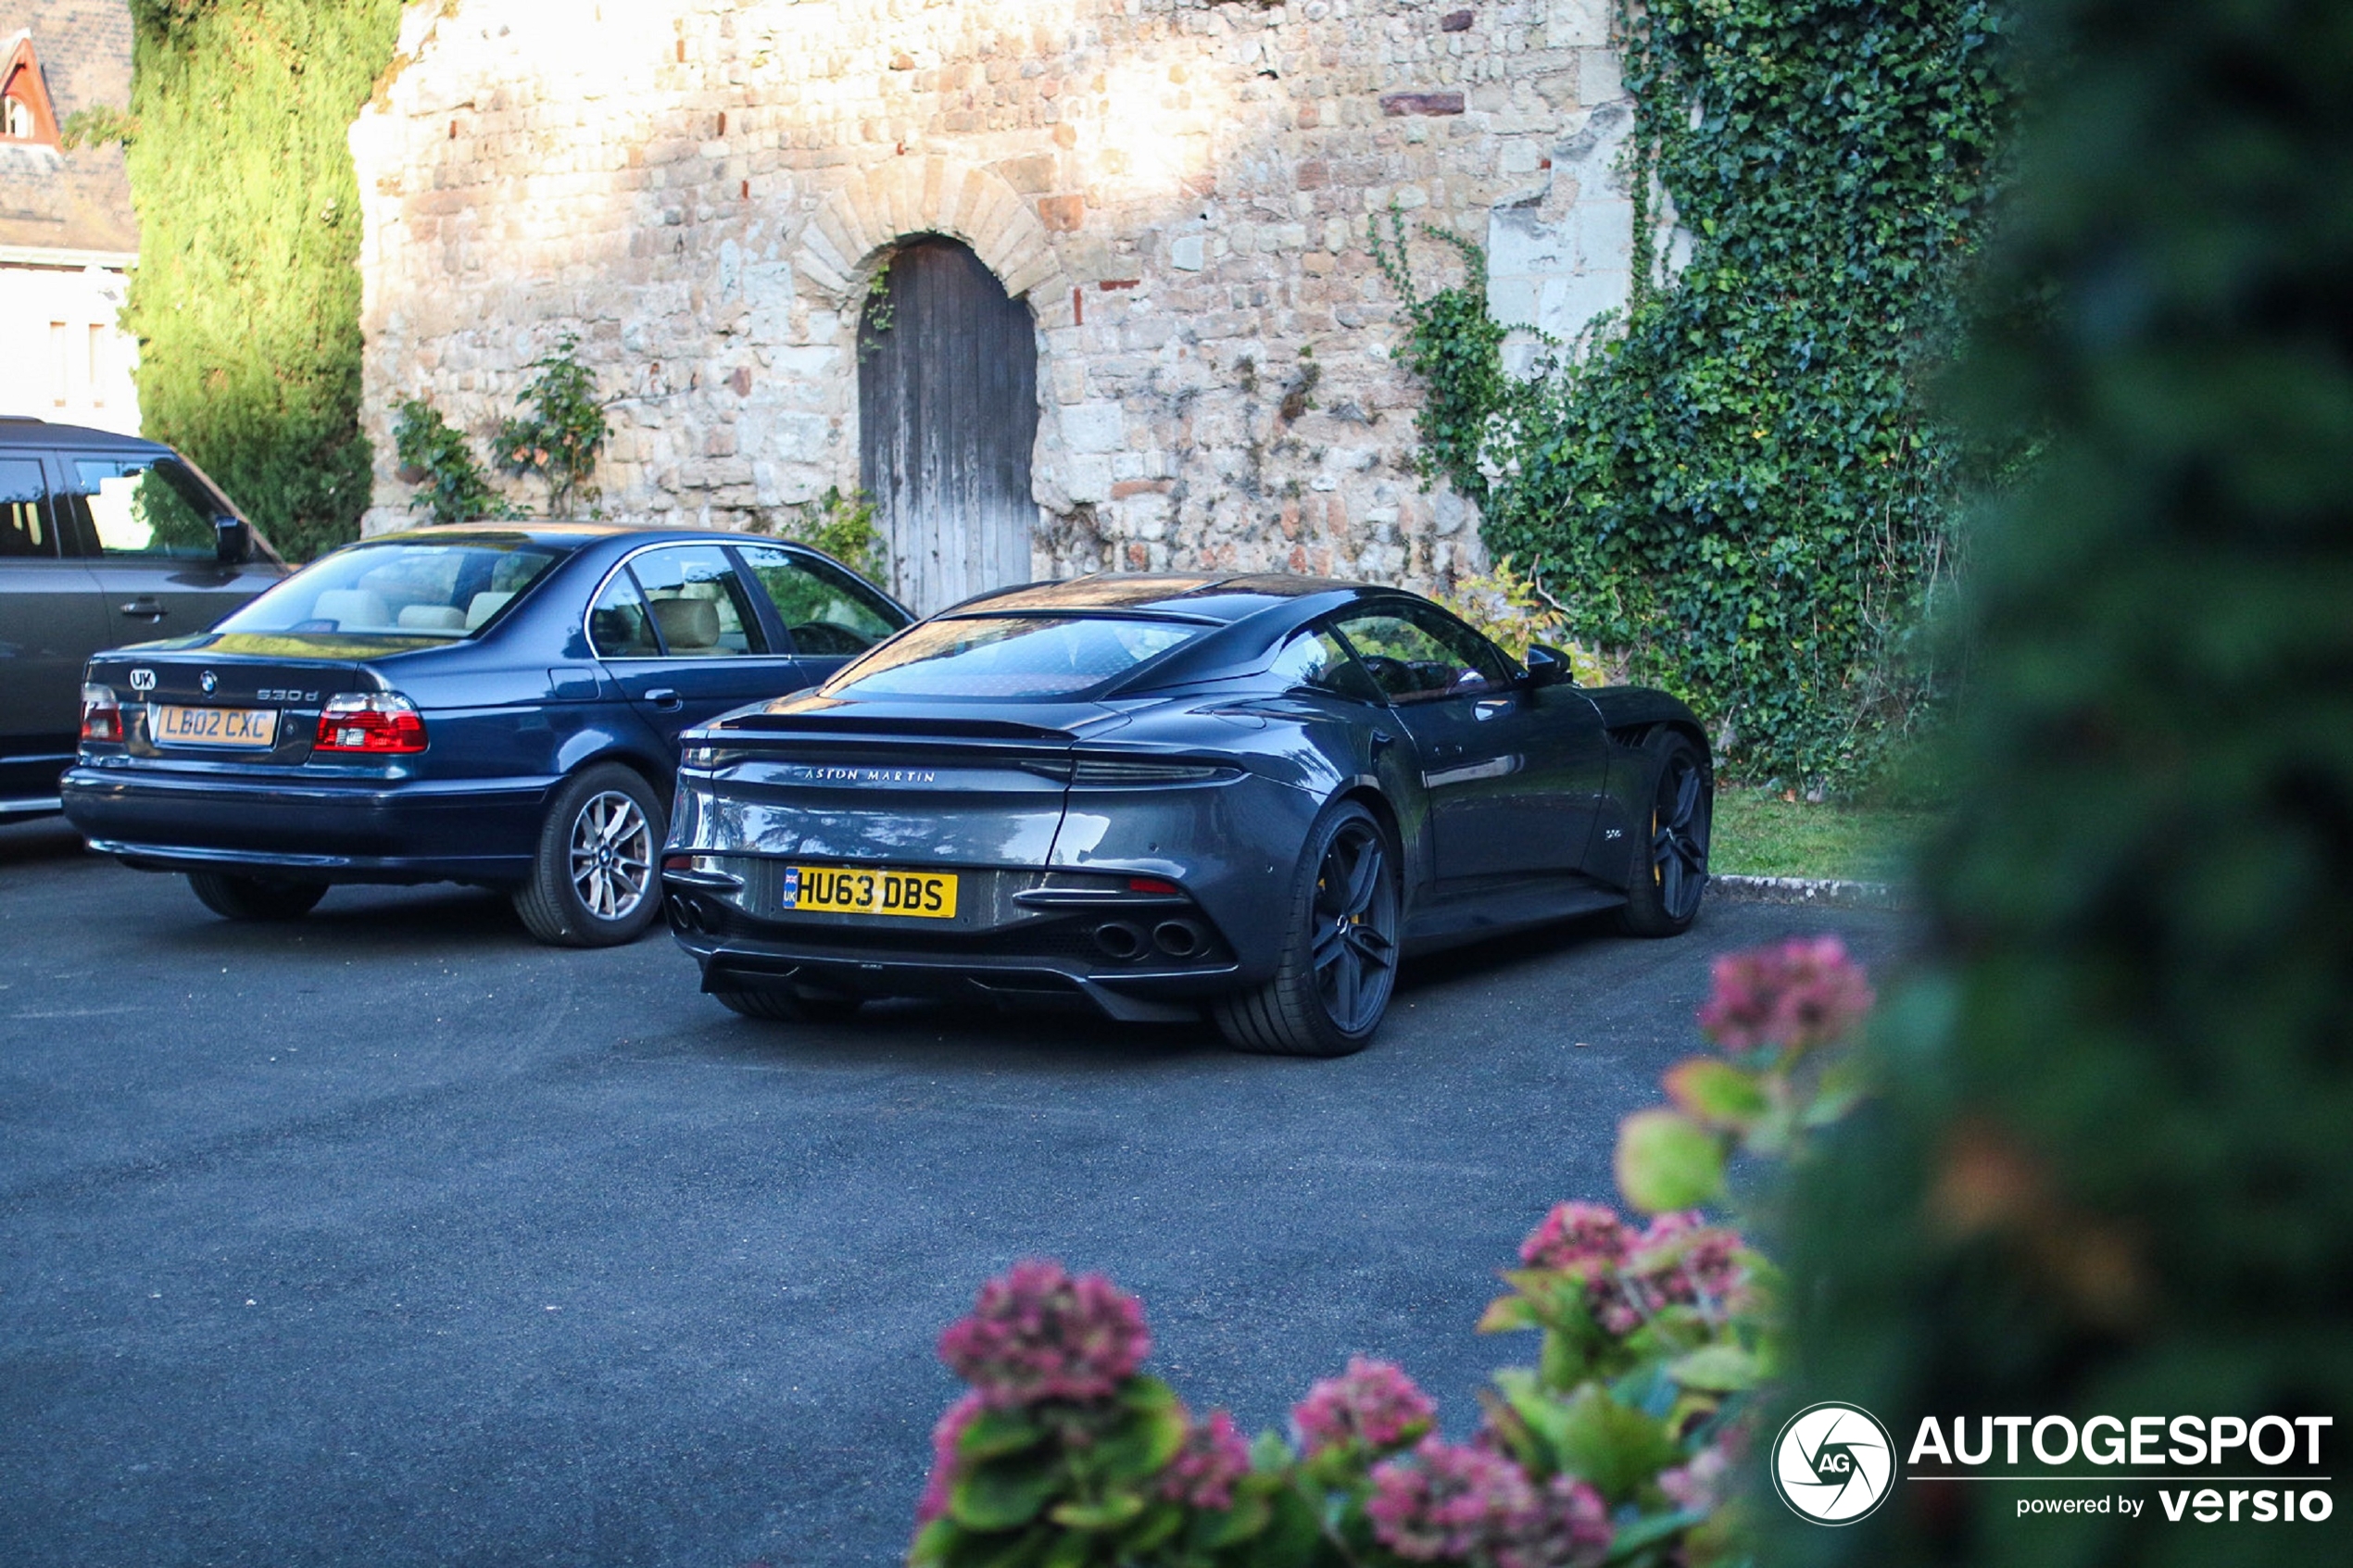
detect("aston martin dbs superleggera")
[661,573,1712,1055]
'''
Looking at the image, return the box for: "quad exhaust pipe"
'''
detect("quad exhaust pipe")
[1090,917,1212,963]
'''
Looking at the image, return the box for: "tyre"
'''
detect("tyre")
[187,872,327,922]
[1212,799,1400,1057]
[711,986,864,1024]
[1616,729,1711,937]
[512,763,666,947]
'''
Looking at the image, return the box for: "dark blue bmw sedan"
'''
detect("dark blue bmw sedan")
[61,523,910,945]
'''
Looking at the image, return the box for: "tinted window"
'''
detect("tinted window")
[824,615,1207,699]
[623,545,765,657]
[589,571,659,658]
[0,458,54,558]
[70,457,220,559]
[736,544,902,656]
[219,541,560,637]
[1269,623,1379,701]
[1333,605,1513,702]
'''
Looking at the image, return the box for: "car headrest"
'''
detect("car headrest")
[311,589,392,631]
[650,596,722,651]
[397,604,466,631]
[464,590,515,630]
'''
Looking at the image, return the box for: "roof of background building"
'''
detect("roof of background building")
[0,0,135,258]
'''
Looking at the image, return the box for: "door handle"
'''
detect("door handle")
[1475,697,1510,719]
[645,687,684,710]
[120,598,167,621]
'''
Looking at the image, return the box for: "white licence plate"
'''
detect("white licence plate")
[152,704,280,749]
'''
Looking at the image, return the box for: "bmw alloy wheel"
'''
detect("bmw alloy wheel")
[1650,749,1708,923]
[569,790,652,921]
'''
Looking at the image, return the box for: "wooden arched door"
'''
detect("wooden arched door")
[858,237,1039,613]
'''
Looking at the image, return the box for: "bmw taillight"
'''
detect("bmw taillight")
[316,693,428,754]
[80,683,121,745]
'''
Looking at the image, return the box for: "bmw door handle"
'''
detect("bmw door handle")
[1474,698,1510,720]
[120,597,167,621]
[645,687,684,711]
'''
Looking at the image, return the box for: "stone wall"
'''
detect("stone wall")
[352,0,1635,606]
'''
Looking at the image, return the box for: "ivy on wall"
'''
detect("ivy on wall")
[122,0,401,560]
[1380,0,2020,788]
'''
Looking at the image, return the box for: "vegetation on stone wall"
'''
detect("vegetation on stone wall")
[495,334,610,520]
[1775,0,2353,1562]
[122,0,400,560]
[391,398,514,527]
[1378,0,2020,791]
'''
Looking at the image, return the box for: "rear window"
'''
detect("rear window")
[823,615,1207,699]
[217,540,562,638]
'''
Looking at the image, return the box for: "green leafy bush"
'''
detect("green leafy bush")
[1775,0,2353,1563]
[1377,1,2020,791]
[494,334,610,519]
[121,0,401,561]
[911,939,1880,1568]
[391,399,513,526]
[773,484,889,584]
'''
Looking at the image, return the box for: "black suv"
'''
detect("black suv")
[1,419,283,820]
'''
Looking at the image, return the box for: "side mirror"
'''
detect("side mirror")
[1524,643,1575,686]
[215,517,252,565]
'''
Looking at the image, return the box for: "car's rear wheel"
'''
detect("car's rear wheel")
[711,986,864,1024]
[513,763,665,947]
[1616,730,1710,937]
[1212,799,1399,1057]
[186,872,327,922]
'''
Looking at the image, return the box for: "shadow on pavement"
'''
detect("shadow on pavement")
[0,817,88,868]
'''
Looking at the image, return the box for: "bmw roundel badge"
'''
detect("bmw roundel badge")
[200,671,218,695]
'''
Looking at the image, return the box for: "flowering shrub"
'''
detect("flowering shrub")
[910,937,1875,1568]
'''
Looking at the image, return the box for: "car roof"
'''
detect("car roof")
[0,417,173,458]
[948,571,1378,624]
[354,521,817,552]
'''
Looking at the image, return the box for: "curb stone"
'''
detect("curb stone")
[1709,873,1909,911]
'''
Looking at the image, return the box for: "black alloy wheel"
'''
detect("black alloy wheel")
[513,763,667,947]
[186,871,328,922]
[1213,799,1400,1057]
[1617,730,1710,937]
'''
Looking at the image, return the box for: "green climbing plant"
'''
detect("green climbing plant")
[495,334,610,519]
[121,0,402,561]
[1375,0,2021,790]
[392,399,514,526]
[775,484,888,583]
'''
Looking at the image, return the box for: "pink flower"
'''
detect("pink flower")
[1366,1441,1610,1565]
[1292,1357,1438,1456]
[937,1260,1151,1409]
[1518,1201,1630,1273]
[1162,1409,1252,1512]
[1696,935,1874,1055]
[916,1390,984,1523]
[1500,1475,1613,1568]
[1366,1438,1539,1560]
[1626,1211,1746,1311]
[1658,1443,1733,1515]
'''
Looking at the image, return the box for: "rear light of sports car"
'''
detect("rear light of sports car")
[315,693,428,754]
[80,683,121,744]
[1067,757,1234,784]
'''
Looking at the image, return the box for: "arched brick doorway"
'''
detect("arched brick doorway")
[858,236,1038,613]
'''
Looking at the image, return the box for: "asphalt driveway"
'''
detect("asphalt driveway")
[0,818,1904,1566]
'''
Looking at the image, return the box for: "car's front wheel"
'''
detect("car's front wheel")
[513,763,666,947]
[186,872,327,922]
[1212,799,1400,1057]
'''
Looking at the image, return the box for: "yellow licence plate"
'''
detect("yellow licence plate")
[783,865,958,920]
[152,704,280,749]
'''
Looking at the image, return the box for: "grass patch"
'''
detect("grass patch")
[1709,788,1937,883]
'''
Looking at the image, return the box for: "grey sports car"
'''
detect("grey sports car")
[661,573,1712,1055]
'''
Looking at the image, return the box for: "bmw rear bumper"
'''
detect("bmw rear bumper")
[60,764,551,884]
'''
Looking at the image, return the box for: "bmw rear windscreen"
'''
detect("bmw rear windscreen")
[217,541,563,638]
[822,615,1207,699]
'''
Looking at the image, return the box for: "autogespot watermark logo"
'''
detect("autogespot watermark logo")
[1773,1402,1898,1524]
